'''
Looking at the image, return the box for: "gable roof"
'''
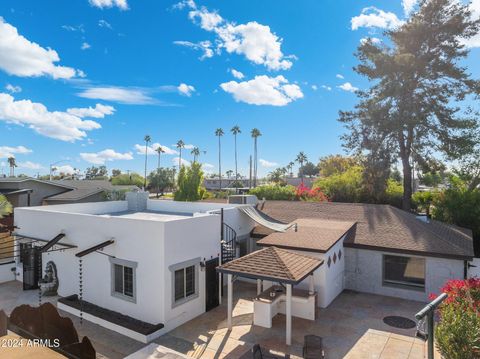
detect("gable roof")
[252,201,474,260]
[45,180,137,201]
[258,218,355,253]
[217,246,323,284]
[0,177,74,189]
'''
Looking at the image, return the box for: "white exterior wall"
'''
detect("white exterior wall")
[0,261,16,283]
[344,247,465,302]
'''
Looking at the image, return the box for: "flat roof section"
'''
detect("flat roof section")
[98,210,199,222]
[257,218,356,253]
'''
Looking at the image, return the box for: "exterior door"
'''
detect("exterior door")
[22,246,41,290]
[205,257,219,312]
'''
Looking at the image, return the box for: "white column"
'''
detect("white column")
[309,274,314,295]
[257,279,262,295]
[219,273,222,304]
[227,274,233,330]
[286,283,292,346]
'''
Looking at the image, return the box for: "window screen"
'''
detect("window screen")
[174,265,196,303]
[383,255,425,289]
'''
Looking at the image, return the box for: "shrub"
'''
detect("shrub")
[432,278,480,359]
[249,184,296,201]
[295,183,329,202]
[313,165,364,202]
[174,162,204,202]
[385,179,403,208]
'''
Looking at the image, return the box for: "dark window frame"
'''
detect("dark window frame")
[110,258,137,303]
[382,254,425,291]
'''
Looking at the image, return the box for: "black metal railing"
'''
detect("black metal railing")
[221,223,237,264]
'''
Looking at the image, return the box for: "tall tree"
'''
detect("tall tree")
[176,140,185,171]
[143,135,151,188]
[226,170,233,179]
[155,146,165,170]
[0,194,12,218]
[7,157,16,177]
[339,0,480,210]
[191,147,200,162]
[231,125,241,181]
[287,161,295,177]
[215,128,224,190]
[296,152,307,184]
[251,128,262,187]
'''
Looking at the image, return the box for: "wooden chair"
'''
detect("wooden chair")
[303,335,325,359]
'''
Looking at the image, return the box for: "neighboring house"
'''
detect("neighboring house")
[203,178,250,190]
[6,195,473,342]
[252,201,474,303]
[0,178,137,207]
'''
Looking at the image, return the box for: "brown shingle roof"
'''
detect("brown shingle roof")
[252,201,474,260]
[217,246,323,284]
[257,218,355,253]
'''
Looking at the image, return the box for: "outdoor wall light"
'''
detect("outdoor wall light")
[200,258,206,270]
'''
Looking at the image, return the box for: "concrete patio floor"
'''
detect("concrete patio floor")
[0,280,434,359]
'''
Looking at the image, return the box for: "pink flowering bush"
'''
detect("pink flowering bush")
[295,183,329,202]
[431,278,480,359]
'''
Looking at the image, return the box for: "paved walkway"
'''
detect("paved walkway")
[0,280,433,358]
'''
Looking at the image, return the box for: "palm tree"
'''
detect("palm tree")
[143,135,151,188]
[7,157,16,177]
[251,128,262,188]
[156,146,165,170]
[230,125,241,182]
[191,147,200,162]
[226,170,233,179]
[287,161,295,177]
[296,152,308,184]
[176,140,185,171]
[215,128,224,190]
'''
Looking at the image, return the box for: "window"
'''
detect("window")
[383,255,425,290]
[110,258,137,302]
[170,258,200,307]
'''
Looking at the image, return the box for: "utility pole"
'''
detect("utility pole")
[249,155,252,189]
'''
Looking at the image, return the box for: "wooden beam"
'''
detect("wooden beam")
[75,240,114,258]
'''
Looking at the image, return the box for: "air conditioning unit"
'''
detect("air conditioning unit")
[228,195,258,205]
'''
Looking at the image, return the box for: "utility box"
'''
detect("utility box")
[228,195,258,206]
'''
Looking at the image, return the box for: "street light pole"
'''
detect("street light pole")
[49,160,68,181]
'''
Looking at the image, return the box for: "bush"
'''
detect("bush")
[174,162,205,202]
[249,184,296,201]
[385,179,403,208]
[432,278,480,359]
[111,173,145,187]
[295,183,329,202]
[313,165,364,202]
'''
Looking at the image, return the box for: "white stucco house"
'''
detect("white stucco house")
[5,194,475,343]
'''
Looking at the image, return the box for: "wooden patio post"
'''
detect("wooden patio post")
[286,283,292,346]
[227,274,233,330]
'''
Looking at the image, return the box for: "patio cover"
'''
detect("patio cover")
[237,205,295,233]
[217,246,323,285]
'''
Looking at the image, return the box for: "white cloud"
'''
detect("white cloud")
[184,144,195,150]
[463,0,480,48]
[98,20,113,29]
[81,42,91,50]
[178,2,294,71]
[321,85,332,91]
[53,165,77,175]
[259,159,278,168]
[134,143,178,156]
[177,83,196,97]
[203,163,214,169]
[62,24,85,33]
[80,149,133,165]
[338,82,359,92]
[17,161,43,170]
[0,17,81,79]
[77,86,156,105]
[360,37,381,45]
[311,85,318,91]
[230,69,244,79]
[351,7,404,30]
[220,75,303,106]
[67,103,115,118]
[402,0,419,16]
[336,74,344,79]
[173,40,214,60]
[172,157,191,166]
[5,84,21,93]
[89,0,128,10]
[0,145,32,158]
[0,93,102,141]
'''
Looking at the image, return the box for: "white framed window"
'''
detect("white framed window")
[110,258,137,303]
[169,258,200,307]
[383,254,425,291]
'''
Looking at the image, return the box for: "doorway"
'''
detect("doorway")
[22,245,41,290]
[205,257,219,312]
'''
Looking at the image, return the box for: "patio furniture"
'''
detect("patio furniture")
[252,344,290,359]
[303,335,325,359]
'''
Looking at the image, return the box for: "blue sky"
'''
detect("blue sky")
[0,0,479,178]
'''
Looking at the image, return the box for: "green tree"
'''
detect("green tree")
[299,162,319,178]
[318,155,358,177]
[7,157,16,177]
[339,0,480,211]
[0,194,12,218]
[295,152,307,184]
[85,165,108,179]
[148,168,175,198]
[143,135,151,188]
[215,128,224,190]
[314,165,364,202]
[251,128,261,187]
[174,162,205,201]
[231,125,241,180]
[155,146,165,170]
[176,139,185,171]
[268,168,286,185]
[111,173,145,187]
[112,169,122,177]
[191,146,200,162]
